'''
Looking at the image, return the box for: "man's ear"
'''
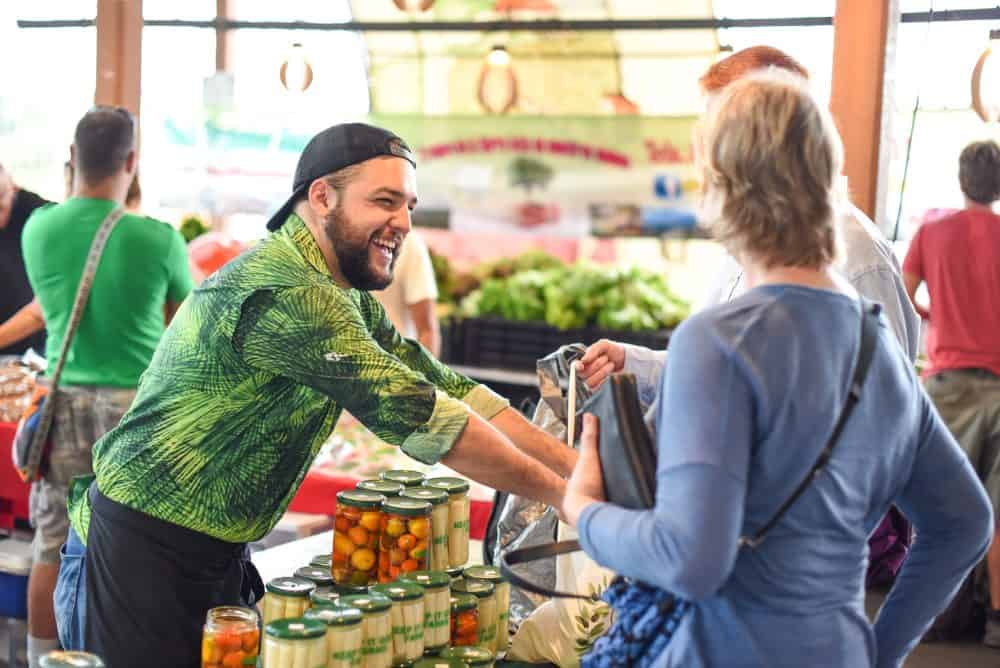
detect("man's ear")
[307,178,338,218]
[124,149,138,175]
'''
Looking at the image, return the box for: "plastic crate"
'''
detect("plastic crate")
[0,537,31,619]
[447,317,672,371]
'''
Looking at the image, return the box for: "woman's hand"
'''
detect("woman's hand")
[576,340,626,390]
[561,414,607,526]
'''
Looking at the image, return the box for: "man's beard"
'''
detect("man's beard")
[323,205,398,291]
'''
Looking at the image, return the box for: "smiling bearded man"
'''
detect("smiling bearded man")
[54,123,577,667]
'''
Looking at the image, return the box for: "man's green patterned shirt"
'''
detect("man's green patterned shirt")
[68,215,507,543]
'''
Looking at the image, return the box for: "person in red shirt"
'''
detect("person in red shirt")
[903,139,1000,648]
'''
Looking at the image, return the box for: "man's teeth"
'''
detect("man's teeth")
[372,239,397,251]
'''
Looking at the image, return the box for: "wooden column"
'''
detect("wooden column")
[830,0,900,227]
[216,0,232,72]
[95,0,143,114]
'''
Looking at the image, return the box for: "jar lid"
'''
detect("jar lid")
[357,479,405,496]
[412,659,469,668]
[452,579,495,599]
[340,593,393,613]
[265,617,327,640]
[380,469,427,486]
[450,593,478,613]
[310,586,340,606]
[370,582,425,602]
[337,489,386,508]
[438,646,496,666]
[265,576,316,598]
[294,565,334,586]
[382,497,433,517]
[304,604,363,627]
[334,583,370,597]
[400,487,449,506]
[445,566,465,580]
[397,571,450,590]
[40,652,106,667]
[462,566,507,585]
[423,477,470,494]
[309,553,332,569]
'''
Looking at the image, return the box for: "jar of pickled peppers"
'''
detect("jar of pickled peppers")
[201,605,260,668]
[357,479,405,498]
[397,570,451,654]
[422,478,470,568]
[380,469,426,488]
[378,498,432,583]
[449,594,479,648]
[463,566,510,654]
[263,577,315,626]
[400,487,450,570]
[334,490,386,587]
[452,580,496,651]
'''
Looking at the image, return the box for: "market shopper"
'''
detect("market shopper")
[902,140,1000,647]
[20,106,193,666]
[55,122,575,666]
[563,71,992,668]
[0,163,49,357]
[374,230,442,355]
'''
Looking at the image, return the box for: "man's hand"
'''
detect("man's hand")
[562,414,606,526]
[577,339,626,390]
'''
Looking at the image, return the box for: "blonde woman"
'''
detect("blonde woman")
[562,72,993,667]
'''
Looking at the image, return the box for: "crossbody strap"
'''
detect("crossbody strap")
[25,206,125,473]
[500,298,882,599]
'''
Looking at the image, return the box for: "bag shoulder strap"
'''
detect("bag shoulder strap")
[25,206,125,474]
[500,298,882,600]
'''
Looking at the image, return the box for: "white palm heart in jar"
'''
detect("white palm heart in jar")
[334,490,386,587]
[452,579,497,652]
[378,497,433,583]
[340,593,393,668]
[303,603,365,668]
[463,566,510,654]
[371,581,426,666]
[400,487,450,570]
[397,570,451,653]
[263,577,316,627]
[422,478,470,568]
[262,618,328,668]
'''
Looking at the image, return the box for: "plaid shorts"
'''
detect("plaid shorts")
[29,384,135,564]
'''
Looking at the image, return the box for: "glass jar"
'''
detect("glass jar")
[445,567,464,585]
[378,498,433,583]
[311,553,333,571]
[340,593,393,668]
[422,478,470,568]
[449,594,479,648]
[263,577,316,626]
[380,469,426,488]
[438,646,495,668]
[334,490,386,587]
[311,586,341,608]
[358,479,405,498]
[462,566,510,654]
[304,603,364,668]
[400,487,450,570]
[39,652,105,667]
[201,605,260,668]
[451,580,496,651]
[397,571,451,654]
[371,582,426,666]
[263,618,328,668]
[412,659,468,668]
[297,565,336,589]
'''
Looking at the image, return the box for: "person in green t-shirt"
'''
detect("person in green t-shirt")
[54,122,576,666]
[18,106,193,664]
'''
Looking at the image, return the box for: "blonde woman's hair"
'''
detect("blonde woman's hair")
[698,69,844,269]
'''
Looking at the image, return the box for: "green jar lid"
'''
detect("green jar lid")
[340,593,393,614]
[452,579,495,599]
[304,604,363,627]
[381,469,427,487]
[310,586,340,606]
[413,659,469,668]
[266,576,316,598]
[438,646,495,666]
[337,489,386,508]
[401,487,449,506]
[462,566,507,585]
[423,477,470,494]
[450,593,478,613]
[295,565,334,586]
[265,617,327,640]
[334,583,370,597]
[445,566,464,581]
[382,497,433,517]
[40,652,106,667]
[309,553,333,569]
[358,479,405,496]
[397,570,451,590]
[371,582,425,602]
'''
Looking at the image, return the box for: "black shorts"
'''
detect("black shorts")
[85,485,264,668]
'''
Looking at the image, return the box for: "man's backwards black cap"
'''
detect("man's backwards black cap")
[266,122,415,231]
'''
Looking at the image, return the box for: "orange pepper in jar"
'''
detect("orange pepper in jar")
[377,498,433,584]
[450,594,480,648]
[333,490,386,587]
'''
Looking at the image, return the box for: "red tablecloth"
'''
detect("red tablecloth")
[289,468,495,541]
[0,421,30,530]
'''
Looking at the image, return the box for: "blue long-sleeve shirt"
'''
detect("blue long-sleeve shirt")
[578,285,993,668]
